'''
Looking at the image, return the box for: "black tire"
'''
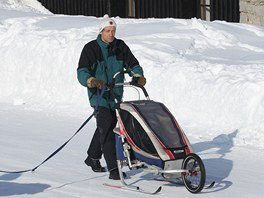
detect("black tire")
[181,153,206,193]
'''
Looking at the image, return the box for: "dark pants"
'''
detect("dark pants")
[87,107,117,171]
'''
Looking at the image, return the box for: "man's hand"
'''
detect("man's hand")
[132,76,146,86]
[88,78,105,89]
[137,76,146,86]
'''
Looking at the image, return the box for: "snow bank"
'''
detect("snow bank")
[1,2,264,197]
[0,0,51,14]
[1,2,264,149]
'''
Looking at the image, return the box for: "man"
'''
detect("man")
[77,14,146,180]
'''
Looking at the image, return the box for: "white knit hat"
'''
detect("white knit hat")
[99,14,116,33]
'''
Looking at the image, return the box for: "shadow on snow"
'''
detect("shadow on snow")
[193,129,239,193]
[0,173,50,196]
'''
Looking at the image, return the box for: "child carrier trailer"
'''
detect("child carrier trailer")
[111,71,210,194]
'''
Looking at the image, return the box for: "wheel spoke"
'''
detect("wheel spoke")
[181,153,206,193]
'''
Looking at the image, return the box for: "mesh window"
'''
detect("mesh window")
[120,109,158,155]
[122,100,185,149]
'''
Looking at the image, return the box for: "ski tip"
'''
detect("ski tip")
[155,186,162,194]
[138,185,162,194]
[204,181,215,189]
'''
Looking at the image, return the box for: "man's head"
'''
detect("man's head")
[99,14,116,43]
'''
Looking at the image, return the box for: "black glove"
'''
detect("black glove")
[90,78,105,89]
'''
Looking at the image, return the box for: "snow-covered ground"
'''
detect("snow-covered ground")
[1,0,264,197]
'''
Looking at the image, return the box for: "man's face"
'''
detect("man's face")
[100,26,116,43]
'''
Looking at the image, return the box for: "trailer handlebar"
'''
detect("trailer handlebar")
[110,71,149,99]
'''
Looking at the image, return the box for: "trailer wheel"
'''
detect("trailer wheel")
[181,153,206,193]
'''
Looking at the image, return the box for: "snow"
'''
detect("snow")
[1,0,264,197]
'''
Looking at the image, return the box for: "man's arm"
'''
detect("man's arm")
[77,42,97,87]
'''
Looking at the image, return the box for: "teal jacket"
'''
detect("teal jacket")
[77,35,144,109]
